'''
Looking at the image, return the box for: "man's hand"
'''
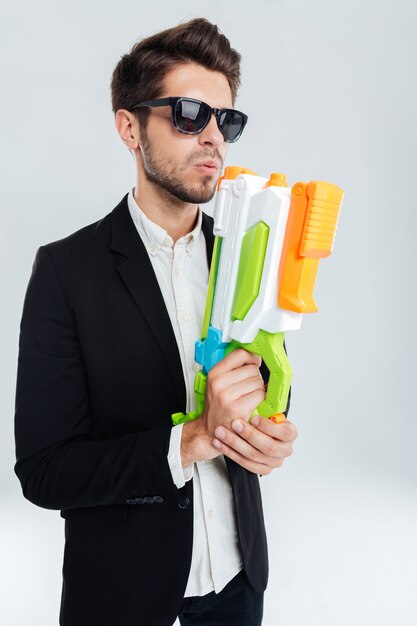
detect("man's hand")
[180,348,297,473]
[181,348,266,467]
[212,416,298,476]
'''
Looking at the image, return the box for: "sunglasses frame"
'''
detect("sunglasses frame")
[129,97,248,143]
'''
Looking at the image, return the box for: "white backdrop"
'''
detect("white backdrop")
[1,1,416,625]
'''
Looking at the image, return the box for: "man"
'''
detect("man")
[14,18,297,626]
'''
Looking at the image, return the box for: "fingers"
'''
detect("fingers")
[211,348,262,375]
[252,417,298,443]
[218,362,264,388]
[205,388,266,434]
[212,438,275,475]
[206,348,265,416]
[215,374,266,406]
[229,387,266,422]
[204,348,265,434]
[212,417,297,474]
[207,348,264,402]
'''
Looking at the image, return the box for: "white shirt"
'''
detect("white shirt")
[127,188,243,597]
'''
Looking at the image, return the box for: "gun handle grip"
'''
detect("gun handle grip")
[171,371,207,425]
[226,331,292,420]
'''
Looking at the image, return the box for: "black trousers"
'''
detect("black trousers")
[177,570,264,626]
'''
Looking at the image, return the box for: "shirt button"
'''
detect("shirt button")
[207,510,214,518]
[183,314,191,322]
[149,244,157,254]
[193,363,201,372]
[175,267,180,276]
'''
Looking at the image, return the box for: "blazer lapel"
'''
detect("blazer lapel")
[110,194,215,413]
[201,209,215,267]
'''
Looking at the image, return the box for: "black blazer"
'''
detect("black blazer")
[14,194,272,626]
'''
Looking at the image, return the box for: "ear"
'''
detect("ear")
[115,109,141,151]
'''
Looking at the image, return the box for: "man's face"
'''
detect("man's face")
[137,62,233,204]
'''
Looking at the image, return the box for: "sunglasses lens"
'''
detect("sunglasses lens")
[173,99,246,142]
[218,110,246,142]
[175,99,210,133]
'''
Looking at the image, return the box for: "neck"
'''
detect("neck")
[134,177,199,243]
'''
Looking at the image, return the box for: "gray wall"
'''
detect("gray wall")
[1,1,416,624]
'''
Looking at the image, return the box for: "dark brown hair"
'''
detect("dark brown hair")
[110,18,241,127]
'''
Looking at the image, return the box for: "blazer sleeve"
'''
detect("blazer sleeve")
[14,246,181,511]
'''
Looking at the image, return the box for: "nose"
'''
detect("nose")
[198,113,224,148]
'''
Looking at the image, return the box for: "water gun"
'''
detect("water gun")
[172,166,344,426]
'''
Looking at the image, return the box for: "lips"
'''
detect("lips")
[196,160,218,168]
[194,160,220,174]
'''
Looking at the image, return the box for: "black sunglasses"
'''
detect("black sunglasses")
[129,97,248,143]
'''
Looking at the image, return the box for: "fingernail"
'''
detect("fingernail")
[232,420,243,433]
[213,439,222,449]
[215,427,226,439]
[251,416,260,426]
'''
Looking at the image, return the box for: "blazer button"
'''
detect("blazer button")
[153,496,164,504]
[144,497,154,504]
[135,497,145,505]
[178,497,190,510]
[126,499,137,505]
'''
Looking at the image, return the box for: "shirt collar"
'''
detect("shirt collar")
[127,187,202,256]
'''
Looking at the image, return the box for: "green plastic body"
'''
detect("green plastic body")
[232,222,269,321]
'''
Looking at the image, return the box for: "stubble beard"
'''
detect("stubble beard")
[140,130,222,205]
